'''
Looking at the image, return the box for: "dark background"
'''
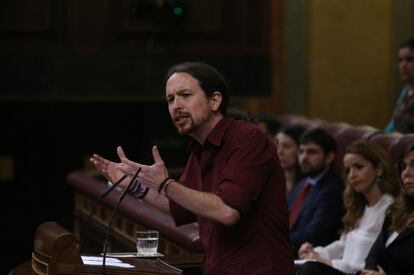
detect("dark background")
[0,0,275,273]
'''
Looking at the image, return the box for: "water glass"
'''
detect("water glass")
[136,230,159,256]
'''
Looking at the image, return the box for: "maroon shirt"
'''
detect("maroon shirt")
[169,117,295,275]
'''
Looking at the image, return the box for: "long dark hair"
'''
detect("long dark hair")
[389,143,414,231]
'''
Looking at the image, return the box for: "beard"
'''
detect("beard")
[173,109,212,137]
[301,162,326,177]
[175,116,196,136]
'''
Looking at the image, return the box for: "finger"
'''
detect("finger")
[117,146,140,169]
[117,146,136,165]
[90,158,104,170]
[92,154,111,165]
[152,146,164,164]
[377,265,384,272]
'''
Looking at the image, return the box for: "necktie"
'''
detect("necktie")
[289,181,311,228]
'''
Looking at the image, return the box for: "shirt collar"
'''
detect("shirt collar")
[189,117,234,152]
[306,169,328,186]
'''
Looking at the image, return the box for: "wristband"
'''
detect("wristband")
[158,177,171,193]
[163,179,175,199]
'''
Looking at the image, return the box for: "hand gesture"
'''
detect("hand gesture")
[117,146,169,191]
[90,153,126,186]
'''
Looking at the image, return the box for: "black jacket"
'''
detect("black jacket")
[364,215,414,275]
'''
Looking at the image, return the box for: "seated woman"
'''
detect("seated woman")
[360,143,414,275]
[275,124,305,195]
[297,140,400,275]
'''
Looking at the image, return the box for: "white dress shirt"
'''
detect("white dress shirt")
[314,194,393,273]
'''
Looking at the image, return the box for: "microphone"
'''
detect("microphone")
[80,174,128,253]
[101,167,141,275]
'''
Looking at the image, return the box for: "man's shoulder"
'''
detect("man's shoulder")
[316,170,343,191]
[226,118,265,138]
[222,118,277,158]
[321,169,342,181]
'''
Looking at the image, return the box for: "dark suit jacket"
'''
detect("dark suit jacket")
[365,215,414,275]
[288,169,344,252]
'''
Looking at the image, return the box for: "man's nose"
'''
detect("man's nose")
[172,97,182,110]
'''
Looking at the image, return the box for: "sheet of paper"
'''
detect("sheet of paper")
[81,256,135,268]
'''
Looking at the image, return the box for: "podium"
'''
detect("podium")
[66,171,203,273]
[31,221,181,275]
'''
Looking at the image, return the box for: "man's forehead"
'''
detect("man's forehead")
[300,143,323,150]
[399,48,414,57]
[166,73,200,93]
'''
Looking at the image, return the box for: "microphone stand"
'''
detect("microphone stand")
[101,168,141,275]
[80,174,128,253]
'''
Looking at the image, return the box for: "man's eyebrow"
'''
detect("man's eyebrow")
[176,89,191,94]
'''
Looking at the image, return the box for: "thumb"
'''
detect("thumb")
[117,146,127,160]
[377,265,385,273]
[152,146,164,164]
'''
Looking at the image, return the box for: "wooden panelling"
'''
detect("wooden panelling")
[103,0,269,54]
[307,0,394,127]
[0,0,270,54]
[69,0,106,52]
[123,0,223,33]
[0,0,273,98]
[0,0,68,52]
[0,0,54,31]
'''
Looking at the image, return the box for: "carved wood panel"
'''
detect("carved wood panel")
[0,0,270,54]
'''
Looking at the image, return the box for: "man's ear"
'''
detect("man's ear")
[209,91,222,112]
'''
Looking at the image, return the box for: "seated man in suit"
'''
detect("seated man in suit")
[288,128,344,256]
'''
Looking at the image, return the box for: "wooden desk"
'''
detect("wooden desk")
[8,262,35,275]
[10,254,203,275]
[9,257,183,275]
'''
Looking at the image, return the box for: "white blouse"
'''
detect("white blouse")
[314,194,394,274]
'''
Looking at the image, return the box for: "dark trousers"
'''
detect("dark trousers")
[297,261,347,275]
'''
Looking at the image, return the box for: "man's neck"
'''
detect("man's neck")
[191,113,224,144]
[306,168,329,185]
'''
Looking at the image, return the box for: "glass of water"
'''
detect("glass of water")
[136,230,159,256]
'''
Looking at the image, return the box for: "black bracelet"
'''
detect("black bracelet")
[158,177,171,193]
[163,179,175,199]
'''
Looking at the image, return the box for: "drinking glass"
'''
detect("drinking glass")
[136,230,159,256]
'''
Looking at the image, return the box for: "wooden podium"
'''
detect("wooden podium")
[31,221,181,275]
